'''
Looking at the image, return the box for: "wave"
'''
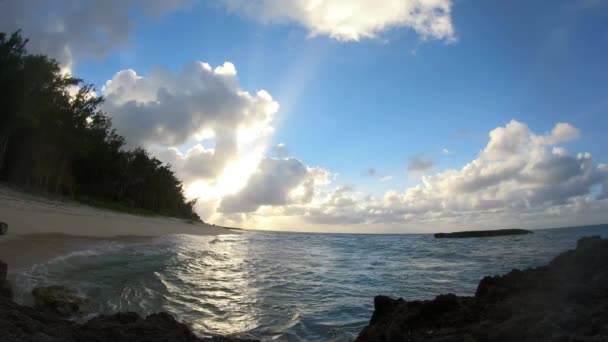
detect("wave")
[10,225,608,341]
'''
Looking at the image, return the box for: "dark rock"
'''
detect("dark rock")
[78,311,246,342]
[434,228,533,239]
[0,260,13,300]
[357,236,608,342]
[32,286,88,317]
[0,294,256,341]
[0,222,7,235]
[0,266,257,341]
[358,294,477,342]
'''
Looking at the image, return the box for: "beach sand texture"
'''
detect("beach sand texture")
[0,185,234,272]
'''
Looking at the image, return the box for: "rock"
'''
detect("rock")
[357,236,608,342]
[0,297,256,342]
[0,222,7,235]
[0,260,13,300]
[80,311,215,342]
[32,285,88,317]
[0,285,258,342]
[357,294,477,342]
[0,263,258,341]
[434,228,533,239]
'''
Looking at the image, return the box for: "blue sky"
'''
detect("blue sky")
[75,1,608,190]
[4,0,608,232]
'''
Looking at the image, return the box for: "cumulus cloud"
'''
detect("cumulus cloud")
[377,121,607,225]
[227,120,608,231]
[102,62,277,148]
[221,0,456,42]
[0,0,191,69]
[99,61,281,224]
[384,121,605,218]
[535,122,580,145]
[153,145,221,183]
[1,0,456,72]
[407,155,435,175]
[219,157,329,214]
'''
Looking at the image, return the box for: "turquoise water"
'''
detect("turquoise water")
[14,224,608,341]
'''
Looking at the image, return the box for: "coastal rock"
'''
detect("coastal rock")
[0,260,13,300]
[0,222,7,235]
[32,285,88,317]
[434,228,532,239]
[357,236,608,342]
[0,287,258,342]
[0,295,256,342]
[0,259,257,341]
[80,311,257,342]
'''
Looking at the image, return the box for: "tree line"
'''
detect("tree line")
[0,31,200,221]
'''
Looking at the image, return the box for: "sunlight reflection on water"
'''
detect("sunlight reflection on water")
[14,224,608,341]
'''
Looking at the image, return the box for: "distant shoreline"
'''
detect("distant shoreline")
[434,228,533,239]
[217,223,608,236]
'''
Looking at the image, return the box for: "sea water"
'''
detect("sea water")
[13,224,608,341]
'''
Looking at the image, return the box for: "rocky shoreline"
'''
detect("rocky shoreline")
[2,236,607,341]
[0,260,256,342]
[356,236,608,341]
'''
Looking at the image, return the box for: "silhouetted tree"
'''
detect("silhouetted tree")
[0,31,200,221]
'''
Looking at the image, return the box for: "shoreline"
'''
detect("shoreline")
[0,185,235,274]
[0,185,233,237]
[0,234,158,275]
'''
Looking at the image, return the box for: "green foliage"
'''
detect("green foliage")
[0,31,200,221]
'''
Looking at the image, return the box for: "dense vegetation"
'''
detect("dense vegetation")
[0,31,200,221]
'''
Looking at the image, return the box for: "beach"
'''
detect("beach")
[0,185,234,272]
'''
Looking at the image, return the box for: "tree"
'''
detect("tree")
[0,31,200,221]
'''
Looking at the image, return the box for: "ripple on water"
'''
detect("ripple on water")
[13,225,608,341]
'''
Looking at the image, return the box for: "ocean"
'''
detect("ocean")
[13,224,608,341]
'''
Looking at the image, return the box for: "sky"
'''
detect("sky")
[2,0,608,233]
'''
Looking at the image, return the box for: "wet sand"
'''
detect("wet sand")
[0,234,156,273]
[0,185,235,273]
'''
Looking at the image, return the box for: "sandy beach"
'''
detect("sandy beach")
[0,185,234,272]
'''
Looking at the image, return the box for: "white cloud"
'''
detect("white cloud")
[102,62,278,150]
[0,0,192,69]
[535,122,580,145]
[7,0,605,232]
[380,175,394,182]
[221,120,608,232]
[219,157,326,214]
[221,0,456,42]
[1,0,456,73]
[101,61,279,221]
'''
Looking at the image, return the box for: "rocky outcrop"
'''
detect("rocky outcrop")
[32,285,88,317]
[357,236,608,342]
[434,228,532,239]
[0,260,13,300]
[0,297,255,341]
[0,260,257,342]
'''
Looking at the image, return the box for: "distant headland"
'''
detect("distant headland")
[434,228,533,239]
